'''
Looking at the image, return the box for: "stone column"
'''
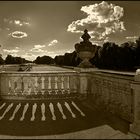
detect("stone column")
[130,69,140,136]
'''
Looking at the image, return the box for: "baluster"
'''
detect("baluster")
[34,77,38,95]
[23,78,28,96]
[21,77,24,95]
[41,77,45,95]
[41,77,45,89]
[48,76,52,95]
[67,76,70,94]
[48,76,51,89]
[28,81,32,95]
[35,77,38,87]
[54,76,58,89]
[54,76,58,94]
[61,76,65,94]
[8,79,11,95]
[14,82,17,95]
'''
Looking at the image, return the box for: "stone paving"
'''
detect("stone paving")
[0,125,135,139]
[0,98,136,139]
[0,99,102,136]
[32,65,76,72]
[0,64,76,72]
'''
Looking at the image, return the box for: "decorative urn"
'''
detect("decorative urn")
[75,29,97,68]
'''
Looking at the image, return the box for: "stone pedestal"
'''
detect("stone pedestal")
[130,69,140,136]
[78,72,91,100]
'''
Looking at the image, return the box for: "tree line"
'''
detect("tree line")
[0,55,31,64]
[93,38,140,71]
[53,37,140,71]
[1,37,140,71]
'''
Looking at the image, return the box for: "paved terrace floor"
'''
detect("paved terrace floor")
[0,98,135,139]
[0,64,77,73]
[0,64,136,75]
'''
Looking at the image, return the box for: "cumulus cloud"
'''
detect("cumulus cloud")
[46,49,74,58]
[3,49,19,53]
[126,36,138,40]
[4,18,30,27]
[30,45,46,53]
[48,40,58,47]
[14,20,21,26]
[10,31,28,38]
[3,47,20,54]
[21,53,37,61]
[67,1,125,41]
[14,20,30,26]
[30,48,44,53]
[34,45,46,49]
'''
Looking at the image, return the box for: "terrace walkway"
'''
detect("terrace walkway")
[0,64,76,72]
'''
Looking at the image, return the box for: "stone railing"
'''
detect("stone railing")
[0,72,82,99]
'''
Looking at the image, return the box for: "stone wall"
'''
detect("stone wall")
[130,69,140,135]
[90,71,134,122]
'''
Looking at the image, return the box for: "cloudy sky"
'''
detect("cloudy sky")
[0,1,140,60]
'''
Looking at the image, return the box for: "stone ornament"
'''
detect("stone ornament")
[75,29,98,68]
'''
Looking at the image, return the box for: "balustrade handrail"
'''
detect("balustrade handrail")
[90,69,135,76]
[0,71,78,74]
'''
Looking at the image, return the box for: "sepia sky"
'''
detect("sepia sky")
[0,1,140,60]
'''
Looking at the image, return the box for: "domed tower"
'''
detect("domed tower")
[75,29,97,68]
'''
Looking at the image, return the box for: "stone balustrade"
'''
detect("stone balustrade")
[0,72,80,99]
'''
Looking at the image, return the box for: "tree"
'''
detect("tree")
[118,42,136,70]
[135,37,140,66]
[5,55,31,64]
[95,42,118,69]
[54,55,64,66]
[5,55,15,64]
[0,55,4,64]
[54,51,81,66]
[34,56,54,64]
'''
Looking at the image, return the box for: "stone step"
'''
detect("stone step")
[128,132,140,139]
[109,131,134,139]
[47,125,121,139]
[0,125,132,139]
[0,125,135,139]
